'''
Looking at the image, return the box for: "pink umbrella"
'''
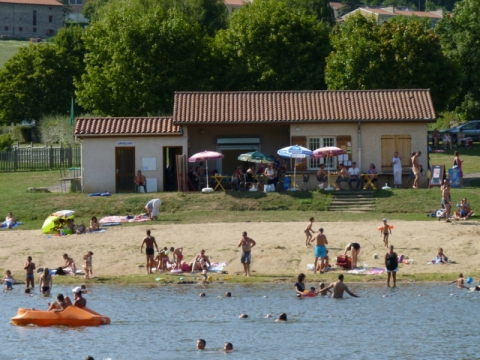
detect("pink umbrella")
[188,150,224,192]
[312,147,346,191]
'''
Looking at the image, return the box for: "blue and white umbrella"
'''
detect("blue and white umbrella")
[277,145,313,190]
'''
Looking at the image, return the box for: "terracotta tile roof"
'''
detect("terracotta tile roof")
[74,117,182,136]
[173,90,436,124]
[356,7,442,19]
[329,2,345,9]
[0,0,62,6]
[224,0,244,6]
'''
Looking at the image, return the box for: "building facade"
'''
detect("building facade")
[0,0,63,39]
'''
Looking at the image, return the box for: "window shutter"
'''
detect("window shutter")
[381,135,395,170]
[396,135,411,168]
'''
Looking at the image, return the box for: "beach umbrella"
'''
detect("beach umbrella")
[277,145,313,191]
[188,150,225,193]
[312,146,346,191]
[237,151,275,164]
[41,210,75,234]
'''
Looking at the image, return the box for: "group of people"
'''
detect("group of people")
[316,161,379,191]
[60,216,100,235]
[431,129,471,150]
[232,159,288,191]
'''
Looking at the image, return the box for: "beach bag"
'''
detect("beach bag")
[181,262,191,272]
[283,177,291,191]
[56,267,65,275]
[264,184,275,193]
[336,255,351,269]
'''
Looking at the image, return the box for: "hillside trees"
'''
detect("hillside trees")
[325,14,458,112]
[437,0,480,118]
[214,0,331,91]
[76,5,212,116]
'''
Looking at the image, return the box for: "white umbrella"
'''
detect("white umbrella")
[188,150,225,193]
[277,145,313,191]
[312,146,346,191]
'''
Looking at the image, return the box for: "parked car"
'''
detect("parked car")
[439,120,480,143]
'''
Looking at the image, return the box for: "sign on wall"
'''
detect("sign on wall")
[142,157,156,171]
[117,141,134,146]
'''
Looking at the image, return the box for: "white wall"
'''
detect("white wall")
[80,134,187,193]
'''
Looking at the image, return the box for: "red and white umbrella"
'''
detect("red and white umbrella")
[312,147,346,191]
[188,151,224,192]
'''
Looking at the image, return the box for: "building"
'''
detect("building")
[66,0,88,23]
[224,0,244,15]
[0,0,63,39]
[342,7,444,27]
[329,2,346,19]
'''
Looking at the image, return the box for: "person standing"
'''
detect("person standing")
[431,129,439,149]
[144,199,161,220]
[411,151,421,189]
[453,151,464,187]
[442,182,452,222]
[385,245,399,288]
[140,230,159,274]
[238,232,256,277]
[304,217,314,247]
[381,218,392,248]
[321,274,359,298]
[24,256,35,289]
[309,228,328,274]
[391,152,403,188]
[38,268,53,296]
[344,243,361,270]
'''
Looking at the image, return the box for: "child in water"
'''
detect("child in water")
[3,270,15,290]
[316,282,332,296]
[305,218,315,247]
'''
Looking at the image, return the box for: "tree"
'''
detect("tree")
[55,25,86,81]
[437,0,480,118]
[214,0,331,91]
[325,13,458,112]
[284,0,335,26]
[0,44,79,124]
[76,5,212,116]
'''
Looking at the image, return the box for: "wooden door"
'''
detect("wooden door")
[115,147,135,193]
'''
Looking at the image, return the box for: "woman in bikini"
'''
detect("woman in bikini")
[39,268,53,295]
[344,243,361,270]
[304,217,314,247]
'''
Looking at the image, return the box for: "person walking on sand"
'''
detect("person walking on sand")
[238,231,256,277]
[24,256,35,289]
[448,273,470,289]
[140,230,159,274]
[442,182,452,222]
[309,228,328,274]
[381,218,392,248]
[304,217,315,247]
[385,245,398,288]
[321,274,359,298]
[411,151,421,189]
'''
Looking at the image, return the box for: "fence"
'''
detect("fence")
[0,146,81,172]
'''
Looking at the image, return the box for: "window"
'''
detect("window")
[49,15,53,23]
[381,135,411,171]
[33,27,37,32]
[307,137,336,170]
[33,10,36,25]
[18,26,23,31]
[77,0,83,4]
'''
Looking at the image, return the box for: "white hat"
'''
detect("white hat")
[382,218,387,221]
[72,286,82,293]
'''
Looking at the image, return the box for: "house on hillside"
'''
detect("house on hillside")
[0,0,63,39]
[75,90,435,193]
[66,0,88,23]
[342,7,444,27]
[329,2,346,19]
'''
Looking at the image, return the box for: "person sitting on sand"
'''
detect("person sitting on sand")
[47,293,72,312]
[294,273,306,296]
[63,219,75,235]
[4,212,17,229]
[455,198,474,220]
[321,274,359,299]
[3,270,15,290]
[154,248,171,272]
[318,249,331,273]
[192,250,211,272]
[433,248,449,264]
[62,253,77,275]
[39,268,53,295]
[89,216,99,232]
[75,223,86,235]
[448,273,470,289]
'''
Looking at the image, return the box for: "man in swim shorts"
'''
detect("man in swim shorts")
[24,256,35,289]
[140,230,159,274]
[238,231,256,277]
[310,228,328,274]
[321,274,359,298]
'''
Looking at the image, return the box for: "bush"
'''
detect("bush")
[38,114,76,146]
[0,133,14,150]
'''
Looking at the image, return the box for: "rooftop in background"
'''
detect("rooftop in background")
[173,90,436,124]
[0,0,62,5]
[342,6,444,24]
[74,117,181,136]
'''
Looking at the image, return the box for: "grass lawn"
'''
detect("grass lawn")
[429,142,480,176]
[1,170,479,230]
[0,40,29,68]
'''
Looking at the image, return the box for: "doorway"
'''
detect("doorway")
[163,146,183,191]
[115,147,135,193]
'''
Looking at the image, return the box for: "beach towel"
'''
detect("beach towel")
[366,267,385,275]
[208,262,227,273]
[99,215,150,224]
[0,221,23,229]
[348,268,367,275]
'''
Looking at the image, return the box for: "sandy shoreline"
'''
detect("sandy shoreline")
[1,220,479,280]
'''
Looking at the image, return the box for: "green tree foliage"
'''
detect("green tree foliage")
[214,0,331,91]
[76,4,212,116]
[82,0,110,21]
[437,0,480,118]
[38,115,77,145]
[55,25,86,81]
[0,134,14,151]
[326,13,458,112]
[0,44,79,124]
[284,0,335,26]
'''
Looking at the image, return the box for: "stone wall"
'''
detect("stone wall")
[0,3,63,39]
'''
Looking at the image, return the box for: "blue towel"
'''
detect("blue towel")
[0,221,23,229]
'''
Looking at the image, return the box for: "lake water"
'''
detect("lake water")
[1,282,478,359]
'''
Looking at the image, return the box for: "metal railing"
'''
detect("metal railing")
[0,146,80,172]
